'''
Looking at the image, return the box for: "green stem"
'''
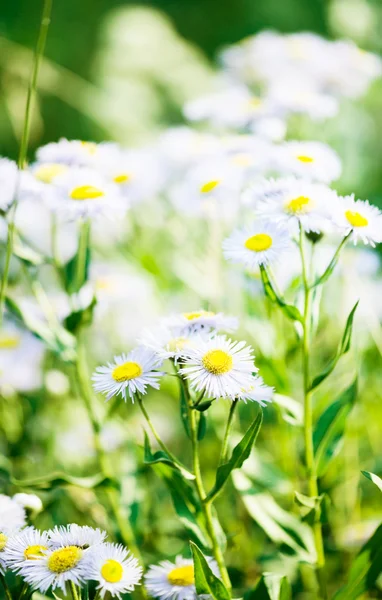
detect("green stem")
[137,395,179,463]
[0,0,53,326]
[0,574,12,600]
[75,219,90,294]
[69,581,80,600]
[299,224,327,599]
[18,582,29,600]
[185,384,231,592]
[219,400,238,466]
[312,231,351,288]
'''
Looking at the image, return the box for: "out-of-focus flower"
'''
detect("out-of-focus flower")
[0,158,18,212]
[275,141,342,183]
[36,139,100,168]
[162,311,238,336]
[13,494,43,515]
[0,321,44,392]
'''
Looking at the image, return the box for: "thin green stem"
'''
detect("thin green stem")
[0,0,53,326]
[18,582,29,600]
[75,219,90,293]
[69,581,80,600]
[185,384,231,592]
[312,231,351,288]
[299,224,327,599]
[219,400,238,466]
[0,574,12,600]
[137,395,178,462]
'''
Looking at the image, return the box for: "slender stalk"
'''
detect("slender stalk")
[69,581,80,600]
[299,225,327,599]
[219,400,238,465]
[183,379,231,592]
[18,582,29,600]
[0,574,12,600]
[137,395,179,463]
[0,0,53,325]
[312,231,351,288]
[75,219,90,294]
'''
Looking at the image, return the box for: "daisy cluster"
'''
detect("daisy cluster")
[93,310,273,405]
[0,500,216,600]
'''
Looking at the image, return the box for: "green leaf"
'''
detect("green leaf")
[273,394,303,426]
[197,413,207,441]
[361,471,382,492]
[333,523,382,599]
[13,236,45,266]
[64,295,97,334]
[207,410,263,501]
[11,472,117,491]
[179,381,191,439]
[63,222,91,294]
[260,265,303,323]
[194,400,213,412]
[143,431,195,480]
[5,297,77,362]
[313,378,357,477]
[190,541,230,600]
[244,573,292,600]
[294,491,324,525]
[310,301,358,390]
[233,471,316,562]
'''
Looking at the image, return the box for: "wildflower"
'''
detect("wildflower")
[36,138,100,168]
[139,326,200,362]
[92,347,164,401]
[236,375,274,405]
[223,220,291,269]
[162,311,238,336]
[13,494,43,515]
[331,195,382,246]
[144,555,218,600]
[180,335,256,400]
[49,524,107,550]
[19,545,88,593]
[3,528,50,572]
[85,542,142,598]
[0,321,45,392]
[275,141,342,183]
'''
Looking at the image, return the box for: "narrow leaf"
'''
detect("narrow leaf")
[190,541,230,600]
[64,296,97,333]
[179,381,191,439]
[294,491,324,525]
[207,410,263,501]
[310,301,358,390]
[143,431,195,480]
[260,265,303,323]
[361,471,382,492]
[245,573,292,600]
[11,472,117,491]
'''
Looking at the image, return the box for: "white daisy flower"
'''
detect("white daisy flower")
[0,494,26,533]
[36,138,100,168]
[92,347,164,401]
[180,335,256,400]
[236,375,274,405]
[162,311,238,336]
[49,524,107,550]
[139,326,201,362]
[247,177,336,234]
[29,162,69,185]
[331,195,382,246]
[84,542,142,599]
[0,158,18,212]
[275,141,342,183]
[3,527,50,572]
[144,555,218,600]
[18,544,88,593]
[266,76,339,121]
[223,220,291,269]
[13,494,43,515]
[0,320,45,392]
[41,167,126,220]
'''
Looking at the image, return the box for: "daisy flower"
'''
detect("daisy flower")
[36,138,100,168]
[139,326,200,362]
[29,162,69,185]
[0,158,18,212]
[0,495,26,533]
[247,177,336,234]
[41,167,126,220]
[223,220,291,269]
[49,524,107,550]
[331,195,382,246]
[144,555,218,600]
[162,311,238,336]
[180,335,256,400]
[18,544,88,593]
[3,527,50,572]
[0,321,45,392]
[236,375,274,405]
[92,347,164,401]
[275,141,342,183]
[84,542,142,599]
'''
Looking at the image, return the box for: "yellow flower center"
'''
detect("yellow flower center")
[345,210,368,228]
[167,565,195,586]
[0,334,20,349]
[168,337,188,352]
[200,180,220,193]
[112,361,143,382]
[70,185,105,200]
[34,163,67,183]
[24,545,48,560]
[244,233,273,252]
[296,155,314,163]
[0,534,7,552]
[183,311,215,321]
[231,154,253,167]
[248,97,262,109]
[101,559,123,583]
[113,173,131,184]
[286,195,311,214]
[47,546,82,573]
[80,141,98,155]
[202,349,233,375]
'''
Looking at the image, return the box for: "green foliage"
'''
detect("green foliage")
[143,431,195,480]
[260,265,303,323]
[244,573,292,600]
[190,541,231,600]
[361,471,382,492]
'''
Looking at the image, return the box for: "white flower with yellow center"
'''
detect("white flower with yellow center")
[92,347,164,401]
[0,321,45,392]
[30,162,69,185]
[139,326,200,362]
[42,167,126,220]
[180,335,256,400]
[331,195,382,246]
[3,527,50,572]
[223,220,291,268]
[162,311,238,336]
[36,138,100,168]
[275,141,342,183]
[0,158,18,212]
[49,524,107,550]
[236,375,274,405]
[18,544,88,593]
[144,555,218,600]
[85,542,142,599]
[247,177,336,234]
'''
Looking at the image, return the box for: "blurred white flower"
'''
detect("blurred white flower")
[275,141,342,183]
[13,493,43,515]
[0,158,18,212]
[0,321,44,392]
